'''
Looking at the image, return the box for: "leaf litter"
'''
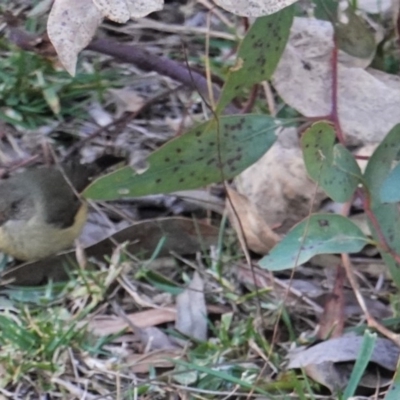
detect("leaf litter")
[0,0,399,398]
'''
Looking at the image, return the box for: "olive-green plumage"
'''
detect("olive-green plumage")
[0,161,105,261]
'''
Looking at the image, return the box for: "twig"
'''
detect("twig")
[87,38,239,114]
[342,253,400,346]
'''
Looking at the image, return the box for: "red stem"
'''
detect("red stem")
[329,38,345,144]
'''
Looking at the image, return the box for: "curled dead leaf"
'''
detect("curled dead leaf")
[226,187,281,254]
[47,0,164,75]
[127,349,183,374]
[288,336,399,393]
[108,88,145,118]
[236,128,326,234]
[175,272,207,341]
[47,0,103,76]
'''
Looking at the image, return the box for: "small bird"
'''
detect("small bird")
[0,157,120,261]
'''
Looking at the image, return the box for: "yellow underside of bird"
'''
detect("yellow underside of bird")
[0,202,88,261]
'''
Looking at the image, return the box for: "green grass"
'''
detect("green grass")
[0,39,120,129]
[0,251,319,398]
[0,263,123,388]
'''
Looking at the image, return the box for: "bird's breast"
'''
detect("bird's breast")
[0,202,88,261]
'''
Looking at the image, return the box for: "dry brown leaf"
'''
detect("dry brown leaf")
[47,0,164,75]
[272,18,400,145]
[125,0,164,18]
[127,349,183,374]
[304,362,347,393]
[175,272,207,341]
[288,336,399,392]
[89,304,227,337]
[108,88,145,118]
[95,0,164,20]
[226,187,280,254]
[236,128,326,234]
[212,0,297,17]
[137,326,180,351]
[47,0,103,76]
[88,308,176,336]
[92,0,131,23]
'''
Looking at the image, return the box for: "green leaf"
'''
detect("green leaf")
[367,205,400,288]
[343,331,377,399]
[313,1,376,61]
[364,124,400,288]
[302,122,362,202]
[217,6,294,112]
[84,115,279,200]
[313,0,338,21]
[380,163,400,203]
[259,214,368,271]
[335,5,376,60]
[364,124,400,203]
